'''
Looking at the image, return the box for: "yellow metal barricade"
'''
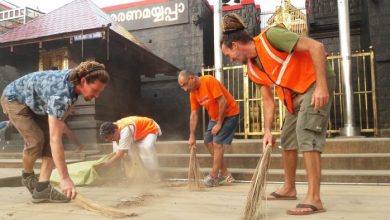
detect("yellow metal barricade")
[202,47,378,138]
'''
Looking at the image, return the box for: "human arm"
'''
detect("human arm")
[97,126,132,169]
[48,115,76,199]
[95,150,127,170]
[294,36,329,110]
[267,26,329,110]
[189,109,199,149]
[260,86,275,149]
[211,95,227,135]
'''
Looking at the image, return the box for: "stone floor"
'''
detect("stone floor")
[0,181,389,220]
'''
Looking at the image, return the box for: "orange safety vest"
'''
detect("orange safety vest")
[247,24,316,113]
[115,116,158,141]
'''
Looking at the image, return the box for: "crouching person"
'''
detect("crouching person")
[98,116,162,181]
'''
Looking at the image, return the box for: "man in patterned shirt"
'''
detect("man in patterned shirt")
[1,61,109,203]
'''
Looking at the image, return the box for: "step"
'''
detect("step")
[157,153,390,170]
[0,150,100,168]
[0,150,101,159]
[159,167,390,184]
[14,138,390,154]
[153,138,390,154]
[0,158,84,168]
[1,144,101,152]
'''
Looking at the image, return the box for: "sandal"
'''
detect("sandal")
[286,203,326,215]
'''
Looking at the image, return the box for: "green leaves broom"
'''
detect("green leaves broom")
[188,146,204,190]
[243,144,273,220]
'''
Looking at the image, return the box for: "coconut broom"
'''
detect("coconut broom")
[243,144,273,220]
[122,146,150,183]
[74,194,137,218]
[188,146,203,190]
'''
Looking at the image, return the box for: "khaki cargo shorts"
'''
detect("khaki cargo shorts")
[280,76,336,153]
[1,96,51,159]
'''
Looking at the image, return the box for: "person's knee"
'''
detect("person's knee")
[25,132,45,157]
[213,143,223,150]
[302,150,322,156]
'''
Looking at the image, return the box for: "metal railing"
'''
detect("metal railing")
[0,7,43,34]
[201,47,378,138]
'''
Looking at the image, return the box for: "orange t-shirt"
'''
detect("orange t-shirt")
[190,75,240,121]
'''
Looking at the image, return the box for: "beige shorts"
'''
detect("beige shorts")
[1,96,51,159]
[280,76,336,152]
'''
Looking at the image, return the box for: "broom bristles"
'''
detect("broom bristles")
[188,146,203,190]
[123,147,150,183]
[74,193,137,218]
[243,144,273,220]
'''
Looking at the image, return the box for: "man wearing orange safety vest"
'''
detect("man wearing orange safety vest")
[220,13,336,215]
[99,116,162,180]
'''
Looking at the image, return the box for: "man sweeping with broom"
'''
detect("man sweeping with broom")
[220,13,335,215]
[178,70,239,187]
[1,61,109,203]
[98,116,162,181]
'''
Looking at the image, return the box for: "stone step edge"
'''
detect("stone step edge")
[159,167,390,176]
[156,153,390,158]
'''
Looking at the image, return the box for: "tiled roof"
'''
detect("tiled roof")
[0,0,144,48]
[0,0,179,75]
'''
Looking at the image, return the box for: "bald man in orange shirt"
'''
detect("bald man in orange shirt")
[178,70,240,187]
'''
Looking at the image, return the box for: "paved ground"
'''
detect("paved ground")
[0,181,389,220]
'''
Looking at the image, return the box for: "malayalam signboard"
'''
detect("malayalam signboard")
[107,0,189,31]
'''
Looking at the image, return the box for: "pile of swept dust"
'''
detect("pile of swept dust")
[93,147,188,211]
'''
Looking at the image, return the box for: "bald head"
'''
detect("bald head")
[178,70,198,92]
[178,70,193,80]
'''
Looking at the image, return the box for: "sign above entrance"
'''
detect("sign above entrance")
[108,0,189,31]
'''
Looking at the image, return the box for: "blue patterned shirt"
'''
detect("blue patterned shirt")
[3,70,78,120]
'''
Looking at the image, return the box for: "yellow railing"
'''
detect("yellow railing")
[201,47,378,138]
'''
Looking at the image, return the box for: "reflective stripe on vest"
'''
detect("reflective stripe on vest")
[259,34,284,64]
[259,34,294,86]
[276,52,294,85]
[247,59,266,82]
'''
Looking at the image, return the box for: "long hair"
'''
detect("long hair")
[69,61,110,85]
[220,13,253,48]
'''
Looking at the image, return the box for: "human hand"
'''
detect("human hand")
[188,135,196,149]
[211,123,222,136]
[60,177,77,199]
[262,131,275,151]
[311,84,329,111]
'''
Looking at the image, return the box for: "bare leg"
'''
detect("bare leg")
[23,153,37,173]
[206,143,228,177]
[267,149,297,198]
[205,142,214,155]
[288,151,324,213]
[210,143,225,177]
[38,157,54,182]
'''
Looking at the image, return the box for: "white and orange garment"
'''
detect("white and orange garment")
[112,116,162,171]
